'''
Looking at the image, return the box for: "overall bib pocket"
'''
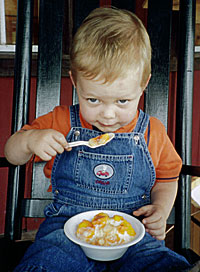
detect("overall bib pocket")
[74,150,134,194]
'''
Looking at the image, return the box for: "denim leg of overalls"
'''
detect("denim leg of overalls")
[14,105,192,272]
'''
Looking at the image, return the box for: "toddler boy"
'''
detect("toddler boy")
[5,7,192,272]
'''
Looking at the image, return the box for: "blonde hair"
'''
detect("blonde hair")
[70,7,151,88]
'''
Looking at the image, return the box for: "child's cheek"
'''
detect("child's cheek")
[81,107,97,124]
[120,112,132,124]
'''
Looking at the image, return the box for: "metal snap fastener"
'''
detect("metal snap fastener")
[74,130,80,140]
[133,135,140,144]
[74,130,80,136]
[142,194,146,199]
[55,189,59,195]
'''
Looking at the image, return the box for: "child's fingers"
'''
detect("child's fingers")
[52,131,72,152]
[39,152,53,161]
[53,132,68,148]
[36,147,56,161]
[133,205,153,217]
[65,146,72,151]
[144,218,163,230]
[147,228,166,240]
[49,140,65,154]
[142,211,161,224]
[143,215,166,240]
[133,205,166,241]
[146,221,166,239]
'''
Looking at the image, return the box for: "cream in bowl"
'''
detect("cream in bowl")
[76,212,136,246]
[64,210,145,261]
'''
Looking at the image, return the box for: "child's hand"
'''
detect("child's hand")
[27,129,71,161]
[133,204,166,240]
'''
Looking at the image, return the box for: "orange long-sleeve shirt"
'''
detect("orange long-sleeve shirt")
[23,105,182,185]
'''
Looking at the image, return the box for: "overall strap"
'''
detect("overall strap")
[134,110,150,135]
[69,104,82,127]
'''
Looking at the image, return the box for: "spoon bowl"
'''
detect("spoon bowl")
[68,133,115,149]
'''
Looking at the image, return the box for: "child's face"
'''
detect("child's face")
[73,71,144,132]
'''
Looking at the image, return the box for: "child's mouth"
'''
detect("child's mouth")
[99,122,115,128]
[97,122,118,132]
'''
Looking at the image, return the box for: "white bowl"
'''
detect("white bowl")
[64,210,145,261]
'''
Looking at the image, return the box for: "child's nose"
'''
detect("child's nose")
[102,106,116,119]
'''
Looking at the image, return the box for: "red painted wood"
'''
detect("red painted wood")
[192,71,200,165]
[60,77,73,106]
[0,78,14,234]
[100,0,112,7]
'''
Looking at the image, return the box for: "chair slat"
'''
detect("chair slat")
[22,199,52,218]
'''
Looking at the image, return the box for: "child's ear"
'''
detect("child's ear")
[69,71,76,87]
[143,74,151,90]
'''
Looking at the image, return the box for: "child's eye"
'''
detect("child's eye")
[87,98,100,104]
[117,100,129,105]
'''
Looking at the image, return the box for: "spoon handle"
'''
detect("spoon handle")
[68,141,88,148]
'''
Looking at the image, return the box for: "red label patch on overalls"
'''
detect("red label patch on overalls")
[93,164,114,180]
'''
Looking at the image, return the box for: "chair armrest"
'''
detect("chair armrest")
[0,157,16,168]
[181,165,200,177]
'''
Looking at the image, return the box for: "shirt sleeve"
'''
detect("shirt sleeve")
[22,105,70,132]
[148,117,182,183]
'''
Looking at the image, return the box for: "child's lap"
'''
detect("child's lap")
[14,216,192,272]
[111,234,192,271]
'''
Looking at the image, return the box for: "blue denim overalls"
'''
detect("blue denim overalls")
[15,105,192,272]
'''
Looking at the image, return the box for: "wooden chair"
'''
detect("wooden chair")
[0,0,199,271]
[146,0,198,257]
